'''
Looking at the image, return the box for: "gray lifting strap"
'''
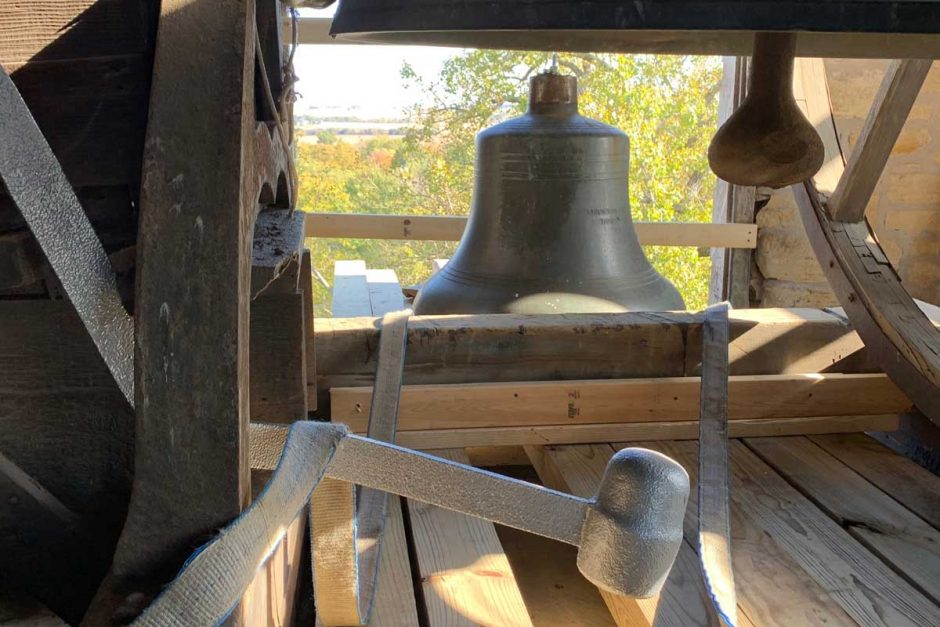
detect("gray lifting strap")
[698,302,738,626]
[310,309,411,626]
[0,67,135,404]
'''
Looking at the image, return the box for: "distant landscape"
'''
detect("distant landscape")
[296,51,721,317]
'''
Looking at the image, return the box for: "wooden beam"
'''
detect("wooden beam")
[316,307,903,413]
[744,436,940,604]
[796,184,940,424]
[356,415,900,450]
[406,449,532,626]
[292,17,940,58]
[331,373,910,432]
[827,60,932,223]
[305,212,758,249]
[86,0,295,620]
[249,292,308,423]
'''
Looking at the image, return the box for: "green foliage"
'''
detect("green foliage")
[297,52,721,316]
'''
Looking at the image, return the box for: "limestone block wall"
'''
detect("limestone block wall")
[753,60,940,308]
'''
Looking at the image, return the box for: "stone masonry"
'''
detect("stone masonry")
[754,60,940,308]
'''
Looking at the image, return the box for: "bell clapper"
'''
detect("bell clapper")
[707,32,824,188]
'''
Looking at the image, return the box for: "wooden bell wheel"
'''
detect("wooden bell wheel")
[792,59,940,425]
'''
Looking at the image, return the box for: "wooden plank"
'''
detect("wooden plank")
[369,497,421,627]
[744,436,940,603]
[332,260,371,318]
[406,448,532,627]
[238,511,306,626]
[306,213,758,249]
[315,307,892,412]
[366,269,405,315]
[331,373,910,432]
[809,433,940,530]
[653,440,940,626]
[392,415,898,450]
[525,444,723,627]
[494,525,616,627]
[0,0,149,64]
[249,292,308,423]
[827,60,932,222]
[636,441,855,626]
[294,17,940,58]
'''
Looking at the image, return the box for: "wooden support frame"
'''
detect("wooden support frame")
[793,58,940,425]
[306,212,757,249]
[331,373,909,433]
[84,0,296,622]
[292,16,940,58]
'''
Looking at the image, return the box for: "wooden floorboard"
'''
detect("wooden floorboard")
[525,444,725,627]
[809,433,940,530]
[369,497,420,627]
[406,448,532,627]
[649,440,940,626]
[629,441,851,627]
[744,436,940,604]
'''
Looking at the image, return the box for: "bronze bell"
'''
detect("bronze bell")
[413,72,684,315]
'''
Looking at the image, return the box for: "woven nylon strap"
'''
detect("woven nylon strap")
[698,302,738,627]
[311,309,411,626]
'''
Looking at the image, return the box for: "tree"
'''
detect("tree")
[297,51,721,315]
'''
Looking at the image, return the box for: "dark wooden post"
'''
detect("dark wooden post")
[84,0,293,622]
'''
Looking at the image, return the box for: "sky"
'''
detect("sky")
[292,8,461,120]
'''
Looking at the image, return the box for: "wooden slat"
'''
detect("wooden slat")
[390,415,898,450]
[744,436,940,603]
[406,448,532,627]
[305,213,758,249]
[293,17,940,58]
[0,0,148,64]
[331,373,910,432]
[238,511,306,626]
[827,60,932,223]
[652,440,940,626]
[525,444,722,627]
[635,441,854,626]
[332,260,371,318]
[809,433,940,530]
[369,497,421,627]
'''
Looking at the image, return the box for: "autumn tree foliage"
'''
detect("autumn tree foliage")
[297,51,721,315]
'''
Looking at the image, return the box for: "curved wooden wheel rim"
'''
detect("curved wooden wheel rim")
[794,180,940,424]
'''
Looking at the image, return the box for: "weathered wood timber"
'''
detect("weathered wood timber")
[313,308,910,414]
[0,301,133,622]
[83,0,294,622]
[332,374,910,433]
